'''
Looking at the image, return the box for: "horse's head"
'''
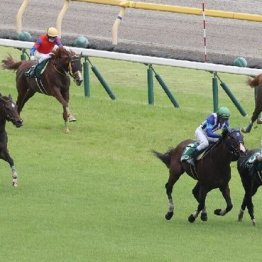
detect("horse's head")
[52,47,83,86]
[0,94,23,128]
[68,53,83,86]
[222,128,246,161]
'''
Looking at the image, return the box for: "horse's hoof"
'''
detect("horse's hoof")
[241,128,249,134]
[188,214,196,223]
[165,212,174,220]
[257,118,262,124]
[238,210,244,222]
[201,212,208,221]
[64,128,70,134]
[12,182,18,188]
[214,209,222,216]
[68,115,76,122]
[252,219,256,226]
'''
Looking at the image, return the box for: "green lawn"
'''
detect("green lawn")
[0,46,261,262]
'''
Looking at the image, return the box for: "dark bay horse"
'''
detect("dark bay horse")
[237,148,262,226]
[2,47,83,133]
[242,74,262,133]
[0,94,23,187]
[153,128,245,223]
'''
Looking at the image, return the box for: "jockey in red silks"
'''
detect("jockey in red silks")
[30,27,63,62]
[25,27,63,78]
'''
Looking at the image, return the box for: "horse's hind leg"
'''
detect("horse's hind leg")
[214,184,233,216]
[165,163,183,220]
[0,150,18,187]
[16,87,35,114]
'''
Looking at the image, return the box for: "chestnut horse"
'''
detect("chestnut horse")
[237,148,262,226]
[0,94,23,187]
[153,128,245,223]
[242,74,262,133]
[2,47,83,132]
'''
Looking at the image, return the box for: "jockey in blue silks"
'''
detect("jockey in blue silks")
[187,106,230,166]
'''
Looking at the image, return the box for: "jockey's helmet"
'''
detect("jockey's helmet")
[217,106,230,119]
[47,27,58,37]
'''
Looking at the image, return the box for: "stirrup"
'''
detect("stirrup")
[186,158,195,166]
[24,67,36,78]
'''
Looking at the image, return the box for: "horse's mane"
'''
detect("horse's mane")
[50,47,75,59]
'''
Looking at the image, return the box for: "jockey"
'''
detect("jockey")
[25,27,63,77]
[187,106,231,166]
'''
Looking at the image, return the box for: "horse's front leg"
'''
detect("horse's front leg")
[0,150,18,187]
[53,89,71,133]
[192,182,208,221]
[214,184,233,216]
[246,184,259,226]
[188,186,208,223]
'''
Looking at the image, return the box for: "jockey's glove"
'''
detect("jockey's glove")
[30,56,35,60]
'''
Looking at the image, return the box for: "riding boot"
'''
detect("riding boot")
[186,148,201,167]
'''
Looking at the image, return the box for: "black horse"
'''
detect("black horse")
[2,47,83,133]
[237,148,262,226]
[0,94,23,187]
[153,128,245,223]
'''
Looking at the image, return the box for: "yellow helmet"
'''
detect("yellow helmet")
[47,27,58,37]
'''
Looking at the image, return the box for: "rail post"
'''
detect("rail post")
[217,75,247,116]
[212,72,219,112]
[112,7,126,45]
[83,57,90,97]
[151,66,179,108]
[86,57,116,100]
[16,0,29,33]
[56,0,70,37]
[147,65,154,105]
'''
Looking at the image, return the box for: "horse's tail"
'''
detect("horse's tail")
[2,55,22,71]
[247,74,262,88]
[152,150,171,168]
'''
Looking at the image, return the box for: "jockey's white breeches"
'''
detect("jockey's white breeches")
[35,51,51,63]
[195,126,219,151]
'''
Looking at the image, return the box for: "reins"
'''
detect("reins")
[52,55,80,78]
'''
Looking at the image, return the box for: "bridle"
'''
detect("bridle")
[53,55,81,78]
[224,130,243,159]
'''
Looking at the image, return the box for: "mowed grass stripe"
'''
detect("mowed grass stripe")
[0,46,261,262]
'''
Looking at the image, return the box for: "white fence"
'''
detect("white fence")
[0,39,262,76]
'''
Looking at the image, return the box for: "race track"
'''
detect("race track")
[1,0,262,67]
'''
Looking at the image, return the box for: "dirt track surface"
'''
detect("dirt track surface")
[1,0,262,67]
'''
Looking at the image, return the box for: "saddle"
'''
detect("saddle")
[181,142,215,163]
[24,59,50,79]
[245,152,262,175]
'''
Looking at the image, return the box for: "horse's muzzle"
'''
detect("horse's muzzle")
[74,71,83,86]
[75,79,83,86]
[14,119,23,128]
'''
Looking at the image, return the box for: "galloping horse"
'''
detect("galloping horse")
[153,128,245,223]
[0,94,23,187]
[2,47,83,132]
[242,74,262,133]
[237,149,262,226]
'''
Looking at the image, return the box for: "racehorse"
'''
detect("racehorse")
[153,128,245,223]
[237,148,262,226]
[242,74,262,133]
[2,47,83,133]
[0,94,23,187]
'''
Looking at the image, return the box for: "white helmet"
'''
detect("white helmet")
[47,27,58,37]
